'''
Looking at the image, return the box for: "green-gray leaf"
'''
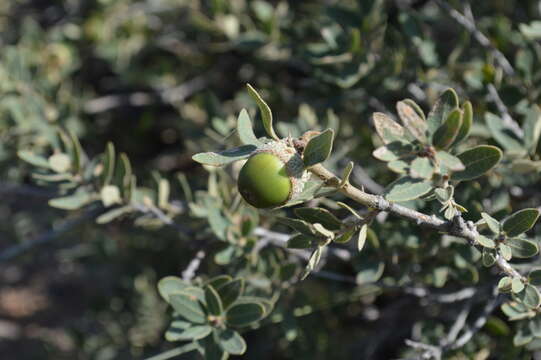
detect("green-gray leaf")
[385,176,433,202]
[432,108,462,149]
[396,101,428,143]
[499,243,512,261]
[217,329,246,355]
[402,99,426,121]
[276,217,315,236]
[204,285,223,316]
[519,284,541,309]
[206,275,233,289]
[427,88,459,140]
[166,324,212,342]
[158,276,190,302]
[301,246,323,280]
[529,316,541,338]
[388,160,409,173]
[372,141,415,162]
[502,209,540,237]
[192,145,257,166]
[334,227,356,244]
[451,145,502,181]
[485,112,525,154]
[102,142,115,186]
[523,105,541,154]
[226,302,265,327]
[477,235,496,248]
[18,150,50,168]
[501,301,531,320]
[451,101,473,147]
[357,224,368,251]
[372,112,404,144]
[246,83,278,140]
[303,129,334,167]
[498,276,512,292]
[294,207,342,230]
[216,279,244,310]
[170,292,207,324]
[481,212,500,234]
[529,269,541,286]
[410,157,434,179]
[435,151,465,172]
[237,108,261,146]
[514,326,534,346]
[512,278,525,293]
[96,205,133,224]
[482,249,497,267]
[506,237,539,258]
[287,234,315,249]
[48,191,95,210]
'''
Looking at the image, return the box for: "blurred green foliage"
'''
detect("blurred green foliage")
[2,0,541,359]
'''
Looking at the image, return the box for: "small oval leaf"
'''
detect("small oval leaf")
[204,285,223,316]
[287,234,315,249]
[519,284,541,309]
[432,108,463,149]
[192,145,257,166]
[396,101,428,143]
[246,83,278,140]
[529,269,541,286]
[294,207,342,230]
[226,303,265,327]
[158,276,190,302]
[506,237,539,258]
[303,129,334,167]
[237,108,262,146]
[427,88,459,140]
[451,145,502,181]
[451,101,473,146]
[217,329,246,355]
[385,177,433,202]
[217,279,244,310]
[502,208,540,237]
[373,112,405,144]
[170,292,207,324]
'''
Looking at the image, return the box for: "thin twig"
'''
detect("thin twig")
[0,208,100,263]
[144,342,198,360]
[182,250,206,281]
[487,83,524,138]
[253,227,352,262]
[308,164,523,280]
[405,339,442,360]
[434,0,515,76]
[131,202,193,235]
[84,75,208,114]
[448,285,501,350]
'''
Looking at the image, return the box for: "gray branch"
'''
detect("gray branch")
[0,208,99,263]
[434,0,515,76]
[487,83,524,138]
[84,75,208,114]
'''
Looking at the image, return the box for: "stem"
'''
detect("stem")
[308,164,523,280]
[144,343,198,360]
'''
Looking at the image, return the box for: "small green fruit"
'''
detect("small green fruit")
[238,152,292,208]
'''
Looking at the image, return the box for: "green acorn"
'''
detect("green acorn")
[237,140,308,209]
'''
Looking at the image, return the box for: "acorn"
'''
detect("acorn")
[237,140,309,209]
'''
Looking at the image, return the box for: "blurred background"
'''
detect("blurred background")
[1,0,541,359]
